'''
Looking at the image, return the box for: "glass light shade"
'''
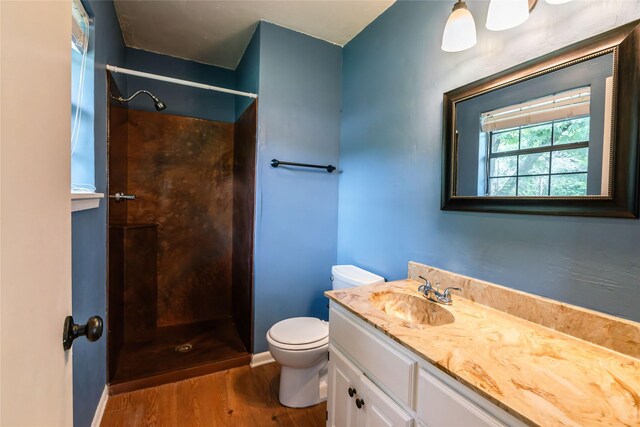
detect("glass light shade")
[486,0,530,31]
[544,0,573,4]
[441,3,477,52]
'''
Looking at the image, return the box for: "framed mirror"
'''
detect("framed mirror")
[442,20,640,218]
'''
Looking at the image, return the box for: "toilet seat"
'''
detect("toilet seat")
[268,317,328,351]
[267,334,329,351]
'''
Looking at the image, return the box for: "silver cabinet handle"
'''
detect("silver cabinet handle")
[109,192,136,202]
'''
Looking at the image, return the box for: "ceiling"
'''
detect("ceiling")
[113,1,395,70]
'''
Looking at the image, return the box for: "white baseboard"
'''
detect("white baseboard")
[91,385,109,427]
[250,351,275,368]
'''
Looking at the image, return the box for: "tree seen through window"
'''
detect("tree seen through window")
[487,117,590,196]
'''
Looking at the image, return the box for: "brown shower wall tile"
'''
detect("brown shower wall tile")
[125,110,235,326]
[232,101,257,352]
[108,225,125,379]
[107,76,129,380]
[110,224,158,343]
[108,80,129,223]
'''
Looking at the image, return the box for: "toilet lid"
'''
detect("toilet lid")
[269,317,328,345]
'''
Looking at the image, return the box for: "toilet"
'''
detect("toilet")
[266,265,384,408]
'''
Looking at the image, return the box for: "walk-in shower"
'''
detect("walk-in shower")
[106,70,257,393]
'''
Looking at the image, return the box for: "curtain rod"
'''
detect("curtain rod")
[106,65,258,99]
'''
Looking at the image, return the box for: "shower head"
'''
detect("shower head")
[147,92,166,111]
[153,98,166,111]
[110,89,167,111]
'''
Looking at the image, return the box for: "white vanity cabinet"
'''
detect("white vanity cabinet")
[328,347,359,427]
[357,373,413,427]
[416,369,506,427]
[328,345,412,427]
[328,303,527,427]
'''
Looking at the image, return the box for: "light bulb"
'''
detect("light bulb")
[441,0,477,52]
[486,0,530,31]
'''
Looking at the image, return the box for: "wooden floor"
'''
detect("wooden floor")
[102,363,327,427]
[111,317,250,390]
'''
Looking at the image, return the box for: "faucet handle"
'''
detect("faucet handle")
[417,276,431,293]
[436,287,461,305]
[442,287,462,299]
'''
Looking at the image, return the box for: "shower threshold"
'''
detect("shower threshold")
[109,316,250,394]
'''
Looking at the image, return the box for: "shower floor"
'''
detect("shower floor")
[110,316,250,393]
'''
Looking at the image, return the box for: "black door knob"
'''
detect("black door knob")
[356,398,365,409]
[348,387,357,398]
[63,315,103,350]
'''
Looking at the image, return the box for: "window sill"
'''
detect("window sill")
[71,192,104,212]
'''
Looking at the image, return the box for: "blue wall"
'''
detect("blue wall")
[124,47,236,122]
[72,1,126,426]
[253,22,342,352]
[337,1,640,322]
[235,26,260,119]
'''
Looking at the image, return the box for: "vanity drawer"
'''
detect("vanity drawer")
[330,306,416,407]
[416,368,505,427]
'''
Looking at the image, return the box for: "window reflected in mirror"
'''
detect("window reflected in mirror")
[454,53,613,198]
[484,88,592,197]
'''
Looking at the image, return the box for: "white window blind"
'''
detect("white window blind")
[71,0,95,193]
[71,0,89,53]
[481,86,591,133]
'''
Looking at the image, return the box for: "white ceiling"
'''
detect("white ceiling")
[113,0,395,70]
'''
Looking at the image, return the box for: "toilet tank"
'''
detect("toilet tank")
[331,265,384,290]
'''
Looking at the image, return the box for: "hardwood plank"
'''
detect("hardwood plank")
[201,371,233,426]
[226,363,276,426]
[102,363,326,427]
[139,387,159,426]
[100,405,144,427]
[175,377,200,426]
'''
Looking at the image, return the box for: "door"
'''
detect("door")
[328,347,360,427]
[358,375,413,427]
[1,1,73,425]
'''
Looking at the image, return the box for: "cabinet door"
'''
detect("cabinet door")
[417,369,504,427]
[328,347,361,427]
[331,306,417,407]
[357,374,413,427]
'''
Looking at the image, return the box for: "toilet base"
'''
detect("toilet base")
[278,357,328,408]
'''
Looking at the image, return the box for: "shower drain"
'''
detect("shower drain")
[174,343,193,353]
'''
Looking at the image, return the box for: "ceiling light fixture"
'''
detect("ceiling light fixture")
[486,0,530,31]
[441,0,477,52]
[442,0,571,52]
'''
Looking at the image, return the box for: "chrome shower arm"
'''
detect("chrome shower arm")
[110,89,154,104]
[109,89,166,111]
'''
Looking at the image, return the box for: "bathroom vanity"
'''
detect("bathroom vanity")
[327,304,525,427]
[325,262,640,426]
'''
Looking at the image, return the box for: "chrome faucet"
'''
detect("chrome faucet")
[417,276,461,305]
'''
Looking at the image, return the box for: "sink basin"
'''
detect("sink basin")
[369,291,455,326]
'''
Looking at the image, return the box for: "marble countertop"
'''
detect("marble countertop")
[326,280,640,426]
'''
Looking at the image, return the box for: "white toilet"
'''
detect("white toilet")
[266,265,384,408]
